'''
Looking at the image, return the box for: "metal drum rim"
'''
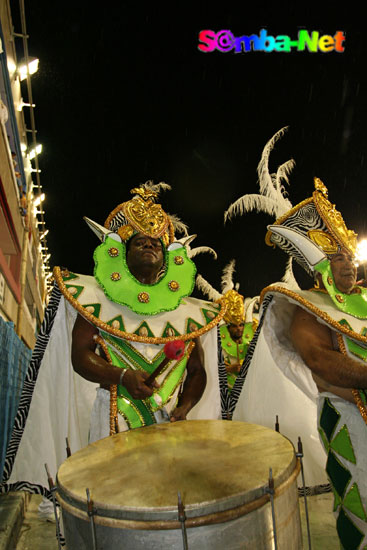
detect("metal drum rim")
[57,457,300,530]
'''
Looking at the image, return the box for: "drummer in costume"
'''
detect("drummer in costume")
[0,183,226,509]
[197,260,258,394]
[229,129,367,548]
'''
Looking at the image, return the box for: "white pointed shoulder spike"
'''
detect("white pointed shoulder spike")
[268,225,326,269]
[84,217,121,243]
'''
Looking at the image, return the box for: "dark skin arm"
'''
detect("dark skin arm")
[290,306,367,403]
[71,314,155,399]
[170,337,206,422]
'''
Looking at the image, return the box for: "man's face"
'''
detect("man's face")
[126,233,164,273]
[228,322,245,341]
[330,250,357,294]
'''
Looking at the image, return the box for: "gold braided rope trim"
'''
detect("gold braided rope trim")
[167,218,175,245]
[351,390,367,425]
[264,197,314,247]
[260,285,367,345]
[94,335,118,436]
[337,334,367,426]
[54,266,226,343]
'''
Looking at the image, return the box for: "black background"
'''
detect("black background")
[10,4,367,298]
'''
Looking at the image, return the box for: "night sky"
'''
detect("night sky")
[9,5,367,298]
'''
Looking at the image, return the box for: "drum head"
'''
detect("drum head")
[57,420,296,521]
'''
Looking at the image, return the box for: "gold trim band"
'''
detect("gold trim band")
[54,266,226,344]
[337,334,367,426]
[261,285,367,345]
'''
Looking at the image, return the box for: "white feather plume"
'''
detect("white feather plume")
[224,126,294,223]
[258,126,289,198]
[189,246,217,260]
[168,214,189,236]
[223,128,300,289]
[196,274,222,302]
[221,260,236,294]
[141,180,172,194]
[224,194,280,223]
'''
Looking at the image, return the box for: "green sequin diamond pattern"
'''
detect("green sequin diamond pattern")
[320,397,340,443]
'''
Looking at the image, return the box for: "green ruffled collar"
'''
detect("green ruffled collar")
[93,236,197,315]
[315,259,367,320]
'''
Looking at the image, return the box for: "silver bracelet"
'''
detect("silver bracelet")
[119,368,127,386]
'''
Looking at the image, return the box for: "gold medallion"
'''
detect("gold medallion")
[108,247,119,257]
[138,292,150,303]
[168,280,180,292]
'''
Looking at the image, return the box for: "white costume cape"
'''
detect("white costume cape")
[1,281,223,498]
[232,286,331,488]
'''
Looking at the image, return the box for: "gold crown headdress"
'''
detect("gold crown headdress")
[224,127,357,279]
[221,289,245,325]
[103,182,176,247]
[265,177,357,273]
[196,260,248,325]
[84,181,190,251]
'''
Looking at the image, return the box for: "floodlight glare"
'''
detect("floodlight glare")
[18,57,39,81]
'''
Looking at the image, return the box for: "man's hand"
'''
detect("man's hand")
[170,404,190,422]
[225,362,241,374]
[123,369,158,399]
[169,338,206,421]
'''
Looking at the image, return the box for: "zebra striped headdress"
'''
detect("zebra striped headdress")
[265,177,357,275]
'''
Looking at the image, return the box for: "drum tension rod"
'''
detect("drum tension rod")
[177,491,189,550]
[275,415,280,432]
[86,488,98,550]
[65,437,71,458]
[265,468,278,550]
[296,437,312,550]
[44,463,63,550]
